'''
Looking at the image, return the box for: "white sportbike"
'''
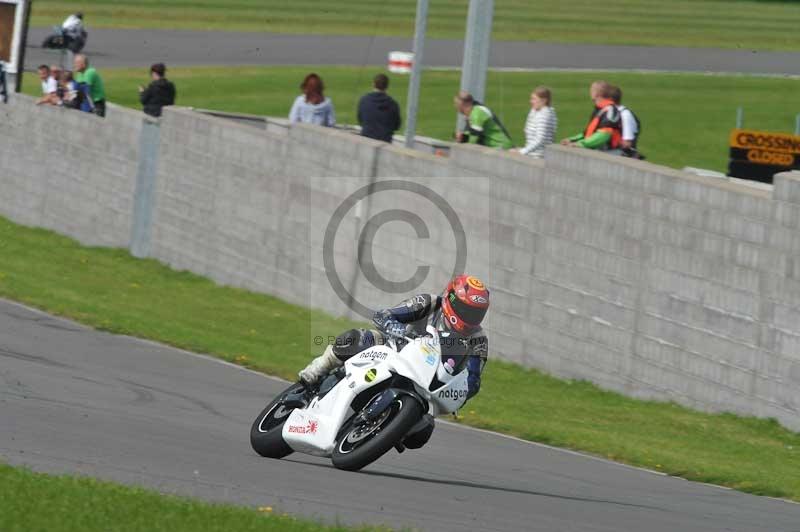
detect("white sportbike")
[250,326,469,471]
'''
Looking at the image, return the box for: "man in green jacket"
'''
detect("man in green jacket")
[73,54,106,117]
[454,91,513,149]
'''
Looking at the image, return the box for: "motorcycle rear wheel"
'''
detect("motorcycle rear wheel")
[332,394,422,471]
[249,382,304,459]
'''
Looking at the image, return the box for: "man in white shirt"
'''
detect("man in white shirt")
[609,85,639,150]
[36,65,58,105]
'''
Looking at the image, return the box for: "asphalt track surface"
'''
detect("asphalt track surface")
[25,27,800,75]
[2,298,800,531]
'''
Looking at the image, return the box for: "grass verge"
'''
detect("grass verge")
[0,463,390,532]
[1,216,799,500]
[23,66,800,173]
[29,0,800,51]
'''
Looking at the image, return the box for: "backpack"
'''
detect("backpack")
[620,106,645,159]
[468,101,515,147]
[76,82,95,113]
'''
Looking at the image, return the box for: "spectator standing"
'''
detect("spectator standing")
[138,63,176,117]
[73,54,106,117]
[357,73,401,143]
[454,91,513,149]
[609,85,643,158]
[36,65,57,105]
[515,86,557,158]
[561,80,621,151]
[289,73,335,127]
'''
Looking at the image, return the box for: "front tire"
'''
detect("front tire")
[332,394,423,471]
[250,383,304,459]
[41,35,63,49]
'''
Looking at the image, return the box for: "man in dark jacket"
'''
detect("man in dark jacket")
[357,74,401,143]
[138,63,176,118]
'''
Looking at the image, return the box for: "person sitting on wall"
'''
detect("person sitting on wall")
[560,80,622,152]
[357,73,402,143]
[454,91,513,149]
[138,63,176,118]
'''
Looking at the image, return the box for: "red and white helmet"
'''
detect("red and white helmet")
[441,274,490,334]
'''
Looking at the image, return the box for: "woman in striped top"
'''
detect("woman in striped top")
[516,86,557,158]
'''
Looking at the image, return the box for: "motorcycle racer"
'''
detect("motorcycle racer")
[297,275,489,450]
[299,274,490,400]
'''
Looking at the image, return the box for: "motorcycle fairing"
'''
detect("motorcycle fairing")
[282,330,470,455]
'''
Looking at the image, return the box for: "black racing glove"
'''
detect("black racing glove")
[383,319,408,339]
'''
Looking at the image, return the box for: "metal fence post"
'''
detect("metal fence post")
[404,0,429,149]
[130,117,161,258]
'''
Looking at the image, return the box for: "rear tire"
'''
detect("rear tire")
[249,383,304,459]
[332,394,423,471]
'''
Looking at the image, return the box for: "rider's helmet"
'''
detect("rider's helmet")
[440,274,490,335]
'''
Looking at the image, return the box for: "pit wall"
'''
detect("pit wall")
[1,98,798,431]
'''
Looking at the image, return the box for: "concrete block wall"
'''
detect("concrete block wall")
[2,98,798,430]
[0,94,141,247]
[540,148,799,427]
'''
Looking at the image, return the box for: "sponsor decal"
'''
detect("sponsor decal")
[287,420,319,434]
[470,295,488,304]
[358,350,387,362]
[421,339,439,366]
[466,276,485,290]
[365,368,377,382]
[438,388,468,400]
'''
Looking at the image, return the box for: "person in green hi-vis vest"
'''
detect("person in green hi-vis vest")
[453,90,513,150]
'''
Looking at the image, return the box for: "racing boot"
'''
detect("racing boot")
[298,345,342,389]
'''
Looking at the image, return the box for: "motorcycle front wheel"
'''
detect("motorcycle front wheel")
[332,394,423,471]
[41,35,64,49]
[249,382,305,459]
